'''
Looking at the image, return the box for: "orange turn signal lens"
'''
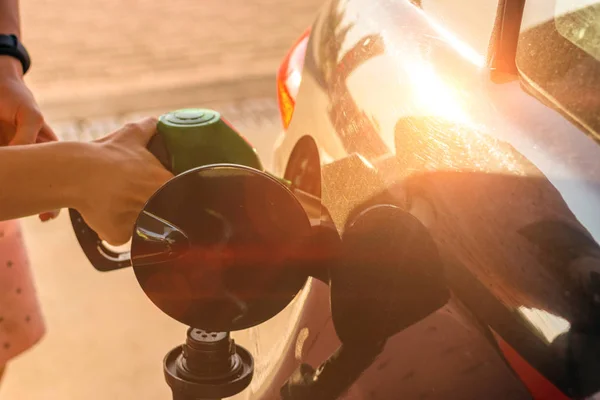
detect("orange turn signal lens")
[276,27,311,130]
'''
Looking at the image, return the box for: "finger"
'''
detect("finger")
[10,106,44,145]
[118,117,159,146]
[93,129,119,144]
[0,121,16,146]
[36,122,59,143]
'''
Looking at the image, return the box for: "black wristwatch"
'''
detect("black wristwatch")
[0,34,31,74]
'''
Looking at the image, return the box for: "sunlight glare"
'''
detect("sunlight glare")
[402,58,470,124]
[518,306,571,343]
[415,7,486,68]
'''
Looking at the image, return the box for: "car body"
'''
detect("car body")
[237,1,600,399]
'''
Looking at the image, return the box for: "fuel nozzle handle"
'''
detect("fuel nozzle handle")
[70,108,264,272]
[149,109,263,174]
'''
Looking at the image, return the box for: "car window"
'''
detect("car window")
[517,0,600,140]
[418,0,500,58]
[555,0,600,60]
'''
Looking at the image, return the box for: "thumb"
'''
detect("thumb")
[10,106,44,145]
[36,122,59,143]
[118,117,159,146]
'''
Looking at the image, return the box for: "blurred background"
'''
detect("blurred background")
[0,0,322,398]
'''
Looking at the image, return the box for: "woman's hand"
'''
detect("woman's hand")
[77,117,174,246]
[0,56,57,146]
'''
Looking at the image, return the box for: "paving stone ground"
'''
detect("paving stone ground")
[20,0,323,121]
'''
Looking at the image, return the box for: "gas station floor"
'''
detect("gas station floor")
[0,0,322,398]
[20,0,323,122]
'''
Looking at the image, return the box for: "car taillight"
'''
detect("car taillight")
[277,27,311,130]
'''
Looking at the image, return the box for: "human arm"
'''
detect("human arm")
[0,118,173,244]
[0,0,19,37]
[0,0,56,145]
[0,140,94,218]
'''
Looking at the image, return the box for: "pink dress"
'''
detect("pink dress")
[0,220,45,366]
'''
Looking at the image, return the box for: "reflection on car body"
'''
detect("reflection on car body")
[248,0,600,399]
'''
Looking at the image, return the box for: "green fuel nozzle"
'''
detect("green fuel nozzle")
[152,108,263,174]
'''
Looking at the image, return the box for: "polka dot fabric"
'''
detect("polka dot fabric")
[0,220,45,366]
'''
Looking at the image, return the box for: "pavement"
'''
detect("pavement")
[0,1,323,399]
[20,0,322,122]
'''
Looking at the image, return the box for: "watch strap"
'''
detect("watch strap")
[0,34,31,74]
